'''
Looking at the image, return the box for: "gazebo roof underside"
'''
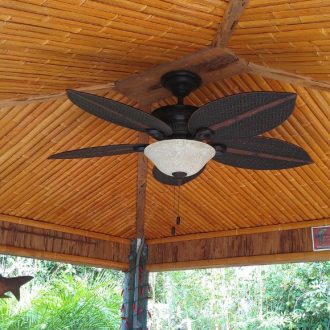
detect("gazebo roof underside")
[0,0,329,270]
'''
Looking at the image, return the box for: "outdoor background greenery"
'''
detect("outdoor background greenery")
[0,255,329,329]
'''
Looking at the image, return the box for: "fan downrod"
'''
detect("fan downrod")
[161,70,202,103]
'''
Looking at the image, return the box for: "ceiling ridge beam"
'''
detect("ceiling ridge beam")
[212,0,249,48]
[0,82,115,108]
[0,214,130,244]
[147,217,330,245]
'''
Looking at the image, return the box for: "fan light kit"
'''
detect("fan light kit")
[144,139,215,178]
[49,70,312,186]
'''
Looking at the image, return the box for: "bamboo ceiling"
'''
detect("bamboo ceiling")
[0,1,329,244]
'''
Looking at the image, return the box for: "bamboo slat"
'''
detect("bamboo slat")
[0,0,226,99]
[231,0,330,81]
[0,91,140,238]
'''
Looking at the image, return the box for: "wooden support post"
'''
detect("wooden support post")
[121,239,149,330]
[121,104,150,329]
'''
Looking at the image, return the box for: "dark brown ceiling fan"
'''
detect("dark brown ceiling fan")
[49,70,312,186]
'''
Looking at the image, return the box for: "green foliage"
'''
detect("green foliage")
[0,256,329,330]
[150,262,330,330]
[261,262,330,330]
[0,257,123,330]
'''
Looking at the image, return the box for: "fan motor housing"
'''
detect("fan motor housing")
[161,70,202,98]
[151,104,198,138]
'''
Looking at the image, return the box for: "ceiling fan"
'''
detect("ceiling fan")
[49,70,312,186]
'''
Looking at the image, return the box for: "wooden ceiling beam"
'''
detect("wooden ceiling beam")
[115,47,247,104]
[147,251,330,272]
[0,245,128,271]
[247,62,330,92]
[0,214,130,244]
[147,226,330,271]
[212,0,249,48]
[0,82,114,109]
[147,217,330,245]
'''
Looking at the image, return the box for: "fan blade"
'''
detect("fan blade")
[212,137,312,170]
[49,144,147,159]
[152,166,205,186]
[189,92,296,139]
[67,90,173,136]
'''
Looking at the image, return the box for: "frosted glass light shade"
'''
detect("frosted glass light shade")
[144,139,215,177]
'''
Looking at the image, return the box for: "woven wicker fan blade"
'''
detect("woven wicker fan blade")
[152,166,205,186]
[67,90,173,136]
[49,144,148,159]
[212,137,312,170]
[188,92,296,139]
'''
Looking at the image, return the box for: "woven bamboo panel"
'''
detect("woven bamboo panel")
[144,73,330,239]
[148,228,312,264]
[0,0,226,99]
[0,90,139,238]
[230,0,330,80]
[0,220,129,267]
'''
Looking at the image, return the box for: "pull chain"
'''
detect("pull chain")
[172,185,181,235]
[176,185,181,225]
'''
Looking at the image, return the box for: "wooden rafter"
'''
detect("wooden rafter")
[0,82,114,109]
[247,62,330,92]
[212,0,249,48]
